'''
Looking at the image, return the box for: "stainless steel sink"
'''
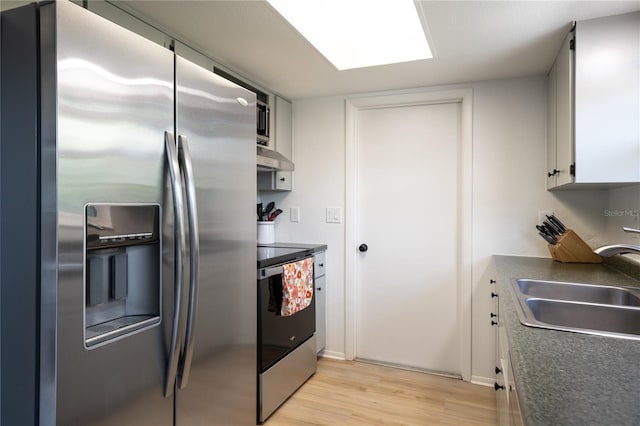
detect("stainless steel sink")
[516,279,640,306]
[510,279,640,340]
[525,298,640,337]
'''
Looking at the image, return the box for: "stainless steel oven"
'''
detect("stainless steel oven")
[257,248,317,423]
[258,260,315,371]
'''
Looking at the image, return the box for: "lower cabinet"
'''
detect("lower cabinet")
[507,356,523,425]
[313,251,326,354]
[495,291,524,425]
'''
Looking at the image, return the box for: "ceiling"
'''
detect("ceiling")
[116,1,639,99]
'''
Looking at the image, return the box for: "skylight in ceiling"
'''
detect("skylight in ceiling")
[266,0,433,70]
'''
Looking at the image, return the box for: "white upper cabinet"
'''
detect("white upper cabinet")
[547,31,575,188]
[258,96,293,191]
[274,96,293,191]
[547,12,640,189]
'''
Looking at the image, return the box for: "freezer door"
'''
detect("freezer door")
[174,52,257,424]
[49,2,174,425]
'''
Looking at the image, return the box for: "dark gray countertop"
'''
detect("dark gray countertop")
[258,242,327,253]
[493,255,640,426]
[257,242,327,269]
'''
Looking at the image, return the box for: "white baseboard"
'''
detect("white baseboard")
[471,375,495,387]
[318,350,345,360]
[319,353,494,388]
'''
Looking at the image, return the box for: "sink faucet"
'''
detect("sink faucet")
[594,227,640,257]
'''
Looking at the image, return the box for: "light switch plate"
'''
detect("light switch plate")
[326,207,342,223]
[290,207,300,223]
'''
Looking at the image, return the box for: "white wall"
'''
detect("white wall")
[265,76,627,382]
[259,97,347,358]
[467,78,608,382]
[601,184,640,264]
[603,185,640,243]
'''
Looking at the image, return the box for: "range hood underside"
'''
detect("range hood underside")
[257,146,294,172]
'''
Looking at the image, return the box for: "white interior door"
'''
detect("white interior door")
[355,101,461,376]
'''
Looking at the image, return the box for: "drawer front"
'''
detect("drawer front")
[259,336,317,422]
[314,252,326,278]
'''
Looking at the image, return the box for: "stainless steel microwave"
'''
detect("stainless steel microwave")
[257,99,270,146]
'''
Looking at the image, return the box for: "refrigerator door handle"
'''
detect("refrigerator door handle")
[164,131,187,397]
[177,134,200,389]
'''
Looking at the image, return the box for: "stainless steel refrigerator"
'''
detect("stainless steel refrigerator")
[1,1,257,424]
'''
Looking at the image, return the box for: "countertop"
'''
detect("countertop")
[258,242,328,252]
[257,242,327,269]
[493,255,640,426]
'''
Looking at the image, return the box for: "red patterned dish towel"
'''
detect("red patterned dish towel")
[281,257,314,317]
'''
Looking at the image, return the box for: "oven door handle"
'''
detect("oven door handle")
[259,255,314,279]
[260,265,283,279]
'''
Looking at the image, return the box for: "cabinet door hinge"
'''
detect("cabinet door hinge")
[569,39,575,50]
[570,163,576,176]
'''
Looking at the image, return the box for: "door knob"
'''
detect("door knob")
[358,244,368,252]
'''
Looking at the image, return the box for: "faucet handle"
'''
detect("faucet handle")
[623,227,640,234]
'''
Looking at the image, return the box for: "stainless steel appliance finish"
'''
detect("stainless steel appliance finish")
[510,278,640,341]
[525,298,640,336]
[516,279,640,306]
[0,2,256,425]
[51,4,174,423]
[594,244,640,257]
[257,250,317,423]
[257,146,295,172]
[257,99,270,145]
[174,54,257,424]
[594,226,640,256]
[260,335,317,422]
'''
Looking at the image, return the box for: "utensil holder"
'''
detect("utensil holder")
[548,229,602,263]
[257,221,275,244]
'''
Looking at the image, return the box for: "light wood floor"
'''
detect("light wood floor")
[265,358,497,426]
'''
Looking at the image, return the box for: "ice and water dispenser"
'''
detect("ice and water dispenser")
[84,204,161,348]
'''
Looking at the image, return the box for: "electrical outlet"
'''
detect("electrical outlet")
[538,210,554,225]
[290,207,300,223]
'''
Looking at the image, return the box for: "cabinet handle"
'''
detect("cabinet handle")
[319,263,324,267]
[491,320,498,326]
[317,287,322,291]
[491,292,498,298]
[547,169,560,177]
[490,279,496,284]
[279,177,286,182]
[495,366,502,374]
[490,313,497,318]
[494,382,505,391]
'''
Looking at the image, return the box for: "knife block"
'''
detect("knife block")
[548,229,602,263]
